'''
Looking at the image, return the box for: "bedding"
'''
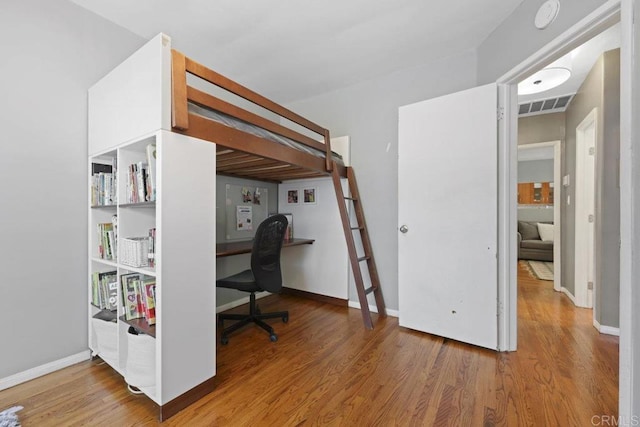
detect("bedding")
[188,103,344,164]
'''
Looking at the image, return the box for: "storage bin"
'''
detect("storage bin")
[91,318,118,365]
[124,327,156,393]
[120,237,150,267]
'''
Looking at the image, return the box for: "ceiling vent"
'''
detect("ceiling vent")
[519,94,574,117]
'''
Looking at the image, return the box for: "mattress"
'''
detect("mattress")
[188,103,343,163]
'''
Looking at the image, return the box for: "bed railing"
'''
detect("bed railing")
[171,49,333,173]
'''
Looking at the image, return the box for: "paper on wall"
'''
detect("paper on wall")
[236,205,253,231]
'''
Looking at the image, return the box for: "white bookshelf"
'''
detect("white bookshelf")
[87,33,217,419]
[88,130,216,417]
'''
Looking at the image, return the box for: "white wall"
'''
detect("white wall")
[477,0,609,84]
[286,51,478,310]
[215,176,278,307]
[278,178,348,300]
[518,159,554,182]
[0,0,143,380]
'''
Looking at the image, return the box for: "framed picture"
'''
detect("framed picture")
[287,189,299,204]
[303,187,317,205]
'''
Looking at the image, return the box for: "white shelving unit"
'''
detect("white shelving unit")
[88,34,217,420]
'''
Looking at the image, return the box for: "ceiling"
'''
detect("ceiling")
[69,0,522,104]
[517,23,620,159]
[517,22,620,109]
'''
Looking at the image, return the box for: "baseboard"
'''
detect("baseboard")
[593,318,620,336]
[348,301,399,318]
[160,376,216,421]
[281,287,347,306]
[0,350,91,391]
[560,287,577,305]
[216,291,269,313]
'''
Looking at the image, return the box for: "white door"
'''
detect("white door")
[574,108,597,309]
[398,83,498,350]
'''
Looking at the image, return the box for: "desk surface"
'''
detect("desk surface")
[216,238,314,258]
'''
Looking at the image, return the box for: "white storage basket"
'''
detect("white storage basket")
[91,318,118,364]
[124,329,156,393]
[120,237,150,267]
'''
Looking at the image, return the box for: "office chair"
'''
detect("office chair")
[216,214,289,344]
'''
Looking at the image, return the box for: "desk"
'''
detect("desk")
[216,238,315,258]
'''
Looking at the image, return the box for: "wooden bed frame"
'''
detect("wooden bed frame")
[170,49,347,182]
[169,48,385,333]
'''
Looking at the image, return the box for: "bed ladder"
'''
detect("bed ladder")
[331,165,386,329]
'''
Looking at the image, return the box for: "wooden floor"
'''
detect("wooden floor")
[0,262,619,426]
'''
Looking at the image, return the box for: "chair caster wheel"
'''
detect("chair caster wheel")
[282,315,289,323]
[221,336,229,345]
[270,334,278,342]
[256,306,262,315]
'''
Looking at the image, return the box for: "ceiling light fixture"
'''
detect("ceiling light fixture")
[518,67,571,95]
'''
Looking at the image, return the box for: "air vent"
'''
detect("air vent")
[519,94,574,117]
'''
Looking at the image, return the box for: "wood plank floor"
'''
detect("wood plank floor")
[0,262,618,426]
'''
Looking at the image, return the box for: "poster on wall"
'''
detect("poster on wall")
[236,205,253,231]
[303,187,317,205]
[287,189,299,204]
[225,184,269,240]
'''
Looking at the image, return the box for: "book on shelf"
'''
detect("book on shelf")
[111,214,118,247]
[126,159,155,204]
[121,273,144,320]
[120,273,156,325]
[91,161,117,206]
[105,280,118,311]
[146,143,156,202]
[136,161,147,202]
[97,222,116,260]
[91,270,117,311]
[148,228,156,268]
[142,278,156,325]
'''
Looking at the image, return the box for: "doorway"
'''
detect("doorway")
[517,141,562,290]
[574,108,598,309]
[512,24,620,332]
[498,3,624,353]
[495,0,633,416]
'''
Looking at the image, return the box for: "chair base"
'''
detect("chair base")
[218,293,288,344]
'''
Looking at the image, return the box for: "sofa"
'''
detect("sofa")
[517,220,554,262]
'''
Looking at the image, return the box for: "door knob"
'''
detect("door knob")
[399,225,409,233]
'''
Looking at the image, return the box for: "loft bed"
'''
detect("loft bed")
[169,49,347,182]
[168,47,385,331]
[87,36,384,422]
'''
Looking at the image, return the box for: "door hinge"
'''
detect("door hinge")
[497,107,505,121]
[588,214,595,223]
[588,281,594,290]
[589,147,595,156]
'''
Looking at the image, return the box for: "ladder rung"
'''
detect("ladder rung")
[364,286,376,295]
[344,197,358,201]
[350,226,364,230]
[357,256,371,262]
